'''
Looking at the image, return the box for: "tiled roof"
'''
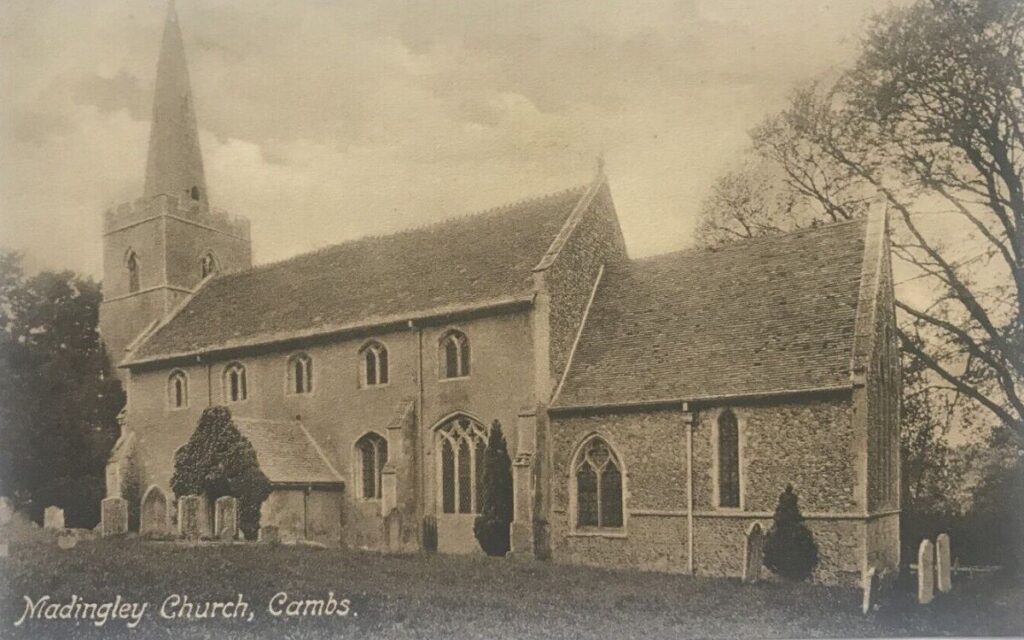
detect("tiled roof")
[234,418,343,485]
[129,185,591,363]
[554,219,869,407]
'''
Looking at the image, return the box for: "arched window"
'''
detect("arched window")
[440,330,470,379]
[223,363,248,403]
[436,415,487,514]
[574,437,623,529]
[126,251,140,293]
[168,370,188,409]
[200,253,218,278]
[191,186,201,201]
[717,410,741,508]
[287,353,313,394]
[359,341,389,387]
[355,433,388,500]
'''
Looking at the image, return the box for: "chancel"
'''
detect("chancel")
[102,1,900,586]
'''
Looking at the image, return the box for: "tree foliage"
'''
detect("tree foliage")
[170,406,271,539]
[473,420,514,556]
[0,250,124,527]
[694,0,1024,441]
[763,485,819,581]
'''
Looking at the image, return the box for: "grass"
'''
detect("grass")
[0,533,1021,639]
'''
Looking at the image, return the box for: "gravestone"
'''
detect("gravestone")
[214,496,238,540]
[177,495,204,541]
[140,487,169,536]
[742,522,765,584]
[918,539,935,604]
[936,533,952,593]
[57,530,78,550]
[260,525,280,544]
[43,506,65,530]
[862,567,879,614]
[0,497,13,526]
[101,497,128,537]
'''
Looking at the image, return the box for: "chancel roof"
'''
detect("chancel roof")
[128,185,593,364]
[554,219,871,408]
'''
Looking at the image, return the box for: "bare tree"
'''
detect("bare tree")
[696,0,1023,439]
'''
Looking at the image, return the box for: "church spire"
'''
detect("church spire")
[144,0,208,208]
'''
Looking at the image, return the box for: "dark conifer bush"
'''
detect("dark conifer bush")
[473,420,514,556]
[170,406,271,539]
[763,484,819,580]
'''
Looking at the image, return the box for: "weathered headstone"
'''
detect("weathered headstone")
[43,506,65,530]
[214,496,238,540]
[742,522,765,584]
[101,497,128,537]
[177,495,204,541]
[862,567,879,614]
[918,539,935,604]
[936,533,952,593]
[0,497,13,526]
[260,525,280,544]
[57,530,78,550]
[140,487,169,536]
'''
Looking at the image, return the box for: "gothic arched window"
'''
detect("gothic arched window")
[200,253,218,278]
[126,251,140,293]
[574,437,624,529]
[223,362,248,403]
[440,329,470,379]
[168,370,188,409]
[436,415,486,514]
[717,410,741,508]
[287,353,313,395]
[355,433,388,500]
[359,341,389,387]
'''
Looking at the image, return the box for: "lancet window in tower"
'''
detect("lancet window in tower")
[126,251,140,293]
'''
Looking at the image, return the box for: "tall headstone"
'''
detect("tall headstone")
[214,496,238,540]
[743,522,765,584]
[140,487,170,536]
[936,533,952,593]
[862,567,879,614]
[918,539,935,604]
[177,495,204,541]
[0,497,13,526]
[101,497,128,537]
[43,506,65,530]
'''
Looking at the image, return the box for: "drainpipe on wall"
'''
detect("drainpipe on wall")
[684,402,694,575]
[410,320,426,533]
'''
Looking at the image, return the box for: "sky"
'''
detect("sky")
[0,0,901,278]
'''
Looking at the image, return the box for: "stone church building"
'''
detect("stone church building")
[103,2,900,585]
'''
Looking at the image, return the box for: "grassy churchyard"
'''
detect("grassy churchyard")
[0,532,1022,639]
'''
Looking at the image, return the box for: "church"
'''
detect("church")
[102,2,900,586]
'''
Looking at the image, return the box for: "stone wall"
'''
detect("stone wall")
[542,183,628,390]
[548,396,866,584]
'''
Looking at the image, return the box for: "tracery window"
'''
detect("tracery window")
[224,362,248,403]
[355,433,388,500]
[718,410,741,508]
[440,330,470,379]
[287,353,313,394]
[574,437,623,529]
[437,415,487,514]
[168,370,188,409]
[360,341,389,387]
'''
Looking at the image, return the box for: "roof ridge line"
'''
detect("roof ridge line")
[632,216,868,264]
[120,272,217,366]
[532,174,608,273]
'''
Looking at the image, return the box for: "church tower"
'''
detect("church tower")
[100,0,252,370]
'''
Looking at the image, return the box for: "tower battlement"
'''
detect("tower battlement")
[104,194,251,239]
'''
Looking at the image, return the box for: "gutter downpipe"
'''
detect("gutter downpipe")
[685,402,694,575]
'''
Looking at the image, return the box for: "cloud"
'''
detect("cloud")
[0,0,899,277]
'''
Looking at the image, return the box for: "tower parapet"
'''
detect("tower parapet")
[104,194,250,240]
